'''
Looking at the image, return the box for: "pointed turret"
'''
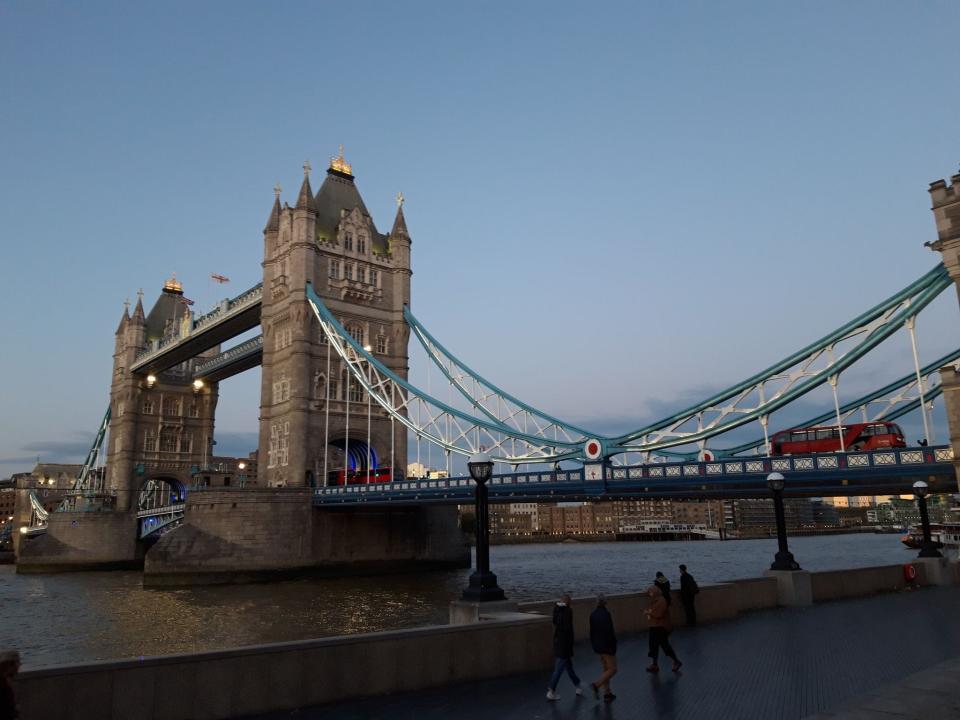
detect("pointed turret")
[264,184,282,233]
[296,161,317,212]
[131,290,146,325]
[390,192,410,240]
[116,299,130,334]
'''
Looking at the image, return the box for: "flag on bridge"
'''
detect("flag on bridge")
[211,273,230,283]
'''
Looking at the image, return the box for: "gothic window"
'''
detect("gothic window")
[279,422,289,466]
[345,232,353,251]
[144,428,157,452]
[189,403,199,418]
[347,324,364,345]
[328,380,338,400]
[376,335,387,354]
[345,264,354,281]
[329,260,340,279]
[181,434,193,453]
[370,269,379,287]
[358,235,366,254]
[348,379,363,403]
[274,318,293,351]
[272,372,291,404]
[268,426,278,468]
[358,266,366,283]
[143,400,154,415]
[162,397,181,417]
[160,427,178,453]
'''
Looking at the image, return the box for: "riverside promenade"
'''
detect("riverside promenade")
[250,586,960,720]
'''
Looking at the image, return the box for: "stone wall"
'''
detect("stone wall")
[17,512,141,572]
[14,614,552,720]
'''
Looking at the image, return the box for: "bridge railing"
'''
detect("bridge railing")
[193,335,263,376]
[314,446,955,501]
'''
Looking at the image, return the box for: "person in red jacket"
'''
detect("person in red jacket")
[644,586,682,673]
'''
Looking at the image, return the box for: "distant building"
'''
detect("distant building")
[406,463,448,480]
[731,498,815,536]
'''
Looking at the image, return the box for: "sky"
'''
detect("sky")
[2,2,960,478]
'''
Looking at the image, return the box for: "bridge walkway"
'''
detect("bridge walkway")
[248,586,960,720]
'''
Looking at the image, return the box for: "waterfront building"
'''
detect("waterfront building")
[731,497,816,537]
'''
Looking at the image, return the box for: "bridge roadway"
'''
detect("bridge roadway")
[248,585,960,720]
[313,446,958,506]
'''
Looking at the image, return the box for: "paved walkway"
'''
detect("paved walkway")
[250,587,960,720]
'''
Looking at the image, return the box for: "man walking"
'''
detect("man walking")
[589,595,617,703]
[546,593,583,701]
[679,564,699,626]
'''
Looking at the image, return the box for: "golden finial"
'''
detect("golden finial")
[329,144,353,175]
[396,191,404,208]
[163,272,183,293]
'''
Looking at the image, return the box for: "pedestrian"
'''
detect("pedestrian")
[588,595,617,703]
[0,650,20,720]
[645,586,682,673]
[546,593,583,701]
[679,564,699,626]
[655,570,672,604]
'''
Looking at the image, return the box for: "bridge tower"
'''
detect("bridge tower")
[105,277,220,510]
[929,172,960,490]
[258,150,410,488]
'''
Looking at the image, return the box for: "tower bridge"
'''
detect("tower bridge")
[14,158,960,582]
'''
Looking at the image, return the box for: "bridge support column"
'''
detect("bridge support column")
[16,512,141,572]
[938,365,960,493]
[143,487,470,585]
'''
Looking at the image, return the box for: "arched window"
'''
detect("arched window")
[348,325,364,345]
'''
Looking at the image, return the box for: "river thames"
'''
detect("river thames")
[0,534,916,668]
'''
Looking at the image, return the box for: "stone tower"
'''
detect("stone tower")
[258,150,411,488]
[104,277,219,510]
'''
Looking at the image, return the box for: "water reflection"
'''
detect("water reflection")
[0,534,912,667]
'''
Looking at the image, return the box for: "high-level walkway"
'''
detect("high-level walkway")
[249,586,960,720]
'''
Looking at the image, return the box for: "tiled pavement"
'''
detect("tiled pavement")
[250,587,960,720]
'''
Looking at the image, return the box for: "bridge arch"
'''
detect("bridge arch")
[326,437,379,484]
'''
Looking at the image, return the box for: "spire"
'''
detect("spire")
[390,192,409,238]
[296,161,317,211]
[131,289,146,324]
[328,145,353,178]
[116,299,130,334]
[264,183,281,233]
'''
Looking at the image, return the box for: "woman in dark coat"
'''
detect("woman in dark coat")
[589,595,618,702]
[546,593,583,701]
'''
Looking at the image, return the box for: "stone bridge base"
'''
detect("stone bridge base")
[142,487,470,586]
[16,511,142,573]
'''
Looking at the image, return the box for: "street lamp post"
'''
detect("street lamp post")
[912,480,943,559]
[462,451,505,601]
[767,472,801,571]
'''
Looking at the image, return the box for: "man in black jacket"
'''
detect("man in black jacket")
[679,564,699,626]
[588,595,617,703]
[546,593,583,701]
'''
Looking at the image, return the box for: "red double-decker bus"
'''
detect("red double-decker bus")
[771,422,906,455]
[327,467,396,486]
